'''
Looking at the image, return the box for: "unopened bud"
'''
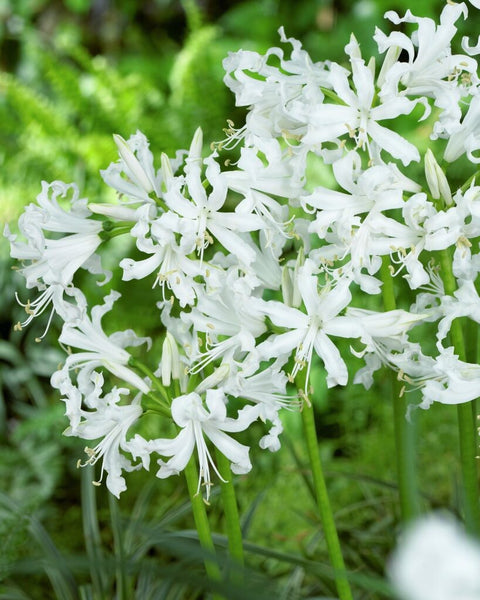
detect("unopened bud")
[161,152,174,186]
[161,331,181,386]
[282,248,305,308]
[195,364,230,394]
[345,33,361,59]
[425,149,452,206]
[113,134,155,194]
[367,56,376,79]
[188,127,203,163]
[88,203,138,221]
[377,45,401,88]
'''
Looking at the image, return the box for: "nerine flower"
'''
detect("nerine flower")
[100,130,161,203]
[298,36,422,165]
[65,386,143,498]
[5,181,105,329]
[375,3,477,139]
[150,390,260,501]
[256,261,354,388]
[55,291,151,394]
[119,204,201,307]
[444,95,480,163]
[183,271,266,374]
[163,128,265,265]
[222,27,331,145]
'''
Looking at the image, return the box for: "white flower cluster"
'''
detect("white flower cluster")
[6,2,480,497]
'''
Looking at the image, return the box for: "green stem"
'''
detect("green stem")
[439,249,480,535]
[460,168,480,193]
[108,494,130,600]
[81,466,107,598]
[302,400,353,600]
[215,449,244,566]
[143,392,171,418]
[99,226,132,241]
[129,358,171,405]
[184,456,222,587]
[380,256,420,522]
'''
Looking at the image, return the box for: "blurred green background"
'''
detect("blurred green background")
[0,1,477,598]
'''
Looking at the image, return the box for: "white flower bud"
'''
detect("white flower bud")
[282,249,304,308]
[88,203,138,221]
[367,56,376,79]
[188,126,203,163]
[377,45,401,88]
[425,149,452,206]
[195,364,230,394]
[161,331,181,386]
[113,133,155,194]
[160,152,174,185]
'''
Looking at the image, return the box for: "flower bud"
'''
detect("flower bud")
[195,364,230,394]
[88,203,138,221]
[113,133,155,194]
[282,247,304,307]
[161,331,181,387]
[188,127,203,163]
[425,149,452,206]
[377,45,401,88]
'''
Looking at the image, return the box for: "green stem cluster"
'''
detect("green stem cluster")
[380,257,420,522]
[439,249,480,536]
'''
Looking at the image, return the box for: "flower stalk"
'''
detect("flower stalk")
[184,455,222,588]
[439,249,480,536]
[215,448,245,566]
[302,398,353,600]
[380,256,420,522]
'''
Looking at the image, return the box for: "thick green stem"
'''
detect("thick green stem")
[184,456,222,586]
[439,249,480,535]
[302,401,353,600]
[380,257,420,522]
[215,449,244,566]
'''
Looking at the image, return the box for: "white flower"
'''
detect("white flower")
[300,36,422,165]
[119,204,201,307]
[222,27,331,144]
[419,347,480,407]
[375,3,476,139]
[5,181,105,330]
[389,513,480,600]
[256,261,354,388]
[223,139,296,234]
[100,130,161,202]
[65,386,143,498]
[164,129,265,265]
[56,291,151,394]
[345,307,426,372]
[150,390,260,500]
[183,271,266,374]
[444,95,480,163]
[435,279,480,344]
[223,360,299,452]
